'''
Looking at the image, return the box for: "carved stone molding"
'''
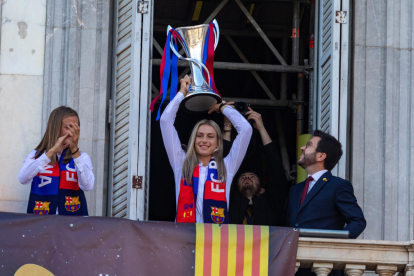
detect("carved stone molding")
[375,265,398,276]
[344,264,366,276]
[297,237,409,271]
[311,262,333,276]
[295,261,300,273]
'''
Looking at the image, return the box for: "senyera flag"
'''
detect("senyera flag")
[0,212,299,275]
[195,223,298,276]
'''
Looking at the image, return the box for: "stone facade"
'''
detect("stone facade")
[352,0,414,241]
[0,0,47,212]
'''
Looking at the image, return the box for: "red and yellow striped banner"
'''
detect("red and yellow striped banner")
[195,224,269,276]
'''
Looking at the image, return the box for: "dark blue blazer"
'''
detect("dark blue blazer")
[287,171,366,239]
[288,171,366,276]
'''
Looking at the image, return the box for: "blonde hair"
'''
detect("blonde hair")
[182,120,226,183]
[34,106,80,164]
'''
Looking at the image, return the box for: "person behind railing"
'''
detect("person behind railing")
[18,106,94,216]
[160,75,252,224]
[224,108,289,226]
[287,130,366,276]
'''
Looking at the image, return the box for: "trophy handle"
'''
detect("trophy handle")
[212,19,219,50]
[185,59,212,89]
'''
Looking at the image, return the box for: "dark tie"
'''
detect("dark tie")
[300,176,314,207]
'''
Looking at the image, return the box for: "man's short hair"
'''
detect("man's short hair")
[313,130,343,171]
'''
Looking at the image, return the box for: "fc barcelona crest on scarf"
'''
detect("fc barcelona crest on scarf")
[65,196,81,212]
[210,206,225,224]
[33,201,50,215]
[183,203,194,219]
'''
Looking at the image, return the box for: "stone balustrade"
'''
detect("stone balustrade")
[296,238,414,275]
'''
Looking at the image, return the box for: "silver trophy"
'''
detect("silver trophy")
[167,20,222,112]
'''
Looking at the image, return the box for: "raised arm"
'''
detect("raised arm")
[18,151,50,184]
[18,134,71,184]
[246,107,289,225]
[222,106,253,175]
[245,107,271,146]
[159,77,190,170]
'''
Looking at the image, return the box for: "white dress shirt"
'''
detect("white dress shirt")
[18,150,95,191]
[160,92,253,223]
[307,169,328,193]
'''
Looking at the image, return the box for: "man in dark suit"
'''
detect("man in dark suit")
[287,130,366,276]
[225,108,290,226]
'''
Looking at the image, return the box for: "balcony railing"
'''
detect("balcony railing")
[296,238,414,275]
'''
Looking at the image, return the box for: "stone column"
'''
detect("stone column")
[344,264,366,276]
[311,262,333,276]
[352,0,414,242]
[375,265,398,276]
[43,0,112,216]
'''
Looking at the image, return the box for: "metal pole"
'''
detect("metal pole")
[293,1,305,135]
[297,73,305,134]
[177,0,230,56]
[223,97,292,108]
[234,0,287,65]
[154,26,290,38]
[203,0,229,23]
[292,2,300,67]
[276,37,293,181]
[308,38,315,132]
[276,114,294,181]
[152,83,159,95]
[308,0,316,132]
[152,37,163,55]
[152,59,309,73]
[225,35,276,100]
[298,229,350,238]
[280,37,289,100]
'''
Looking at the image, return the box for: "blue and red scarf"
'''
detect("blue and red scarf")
[176,158,228,224]
[27,149,88,216]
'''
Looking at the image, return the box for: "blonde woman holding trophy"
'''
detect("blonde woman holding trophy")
[160,75,252,224]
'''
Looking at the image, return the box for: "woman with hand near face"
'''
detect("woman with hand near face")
[18,106,95,216]
[160,75,252,224]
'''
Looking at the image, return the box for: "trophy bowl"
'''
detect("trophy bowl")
[181,91,222,113]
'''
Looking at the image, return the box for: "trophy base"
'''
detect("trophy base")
[181,92,222,113]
